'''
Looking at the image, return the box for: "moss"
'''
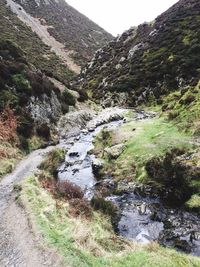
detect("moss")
[186,194,200,211]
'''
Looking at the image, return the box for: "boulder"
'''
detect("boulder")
[104,144,126,160]
[92,158,104,177]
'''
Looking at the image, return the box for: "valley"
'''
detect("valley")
[0,0,199,266]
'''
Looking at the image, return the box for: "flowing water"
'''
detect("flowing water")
[58,110,200,256]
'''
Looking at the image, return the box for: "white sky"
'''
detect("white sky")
[66,0,178,36]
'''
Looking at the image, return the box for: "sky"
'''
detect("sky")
[66,0,178,36]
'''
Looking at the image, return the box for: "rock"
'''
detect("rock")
[69,152,79,157]
[88,127,95,132]
[58,111,93,138]
[139,203,147,215]
[104,144,126,159]
[81,129,88,135]
[29,91,62,126]
[92,159,104,177]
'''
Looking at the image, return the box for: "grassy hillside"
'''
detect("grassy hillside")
[13,0,113,66]
[77,0,200,108]
[0,0,74,84]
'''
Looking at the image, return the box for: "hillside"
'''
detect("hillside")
[0,0,112,149]
[11,0,113,67]
[77,0,200,109]
[1,0,75,85]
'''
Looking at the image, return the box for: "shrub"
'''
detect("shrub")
[91,197,117,217]
[56,180,84,199]
[69,198,92,218]
[145,148,195,205]
[0,39,24,60]
[36,124,50,140]
[12,74,32,94]
[61,89,76,106]
[39,148,65,176]
[0,106,18,142]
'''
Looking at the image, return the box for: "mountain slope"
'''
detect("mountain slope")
[0,0,112,152]
[76,0,200,107]
[0,0,74,84]
[11,0,113,67]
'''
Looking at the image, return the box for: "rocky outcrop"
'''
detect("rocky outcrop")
[28,91,62,126]
[75,0,200,107]
[58,111,93,138]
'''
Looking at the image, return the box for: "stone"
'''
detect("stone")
[92,159,104,176]
[104,144,126,160]
[81,129,88,135]
[69,152,79,157]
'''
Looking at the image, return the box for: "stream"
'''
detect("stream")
[58,109,200,256]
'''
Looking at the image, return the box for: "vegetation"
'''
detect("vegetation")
[16,172,200,267]
[13,0,112,66]
[0,1,74,84]
[94,115,193,182]
[39,148,65,176]
[79,0,200,106]
[162,81,200,134]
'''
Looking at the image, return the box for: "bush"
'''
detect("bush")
[39,148,65,176]
[36,124,50,140]
[0,39,25,60]
[56,180,84,199]
[12,74,32,94]
[69,198,92,218]
[145,148,194,205]
[91,197,117,217]
[0,106,18,142]
[61,89,76,106]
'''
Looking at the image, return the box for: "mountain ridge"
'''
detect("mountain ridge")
[76,0,200,107]
[12,0,113,68]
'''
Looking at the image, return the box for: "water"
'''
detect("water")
[58,111,200,256]
[107,193,200,256]
[58,119,123,199]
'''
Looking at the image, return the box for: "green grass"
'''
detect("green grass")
[0,142,22,179]
[162,81,200,135]
[94,116,194,182]
[186,194,200,210]
[17,175,200,267]
[39,148,65,176]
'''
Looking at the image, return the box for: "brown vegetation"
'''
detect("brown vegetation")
[0,106,18,142]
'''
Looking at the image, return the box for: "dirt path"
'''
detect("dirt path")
[0,146,64,267]
[0,107,127,266]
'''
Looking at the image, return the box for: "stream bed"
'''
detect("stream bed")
[58,110,200,256]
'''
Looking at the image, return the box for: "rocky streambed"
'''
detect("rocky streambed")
[58,108,200,256]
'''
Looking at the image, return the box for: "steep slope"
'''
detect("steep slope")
[0,0,74,84]
[11,0,113,67]
[77,0,200,107]
[0,39,77,148]
[0,0,112,153]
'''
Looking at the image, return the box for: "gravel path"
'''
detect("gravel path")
[0,146,64,267]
